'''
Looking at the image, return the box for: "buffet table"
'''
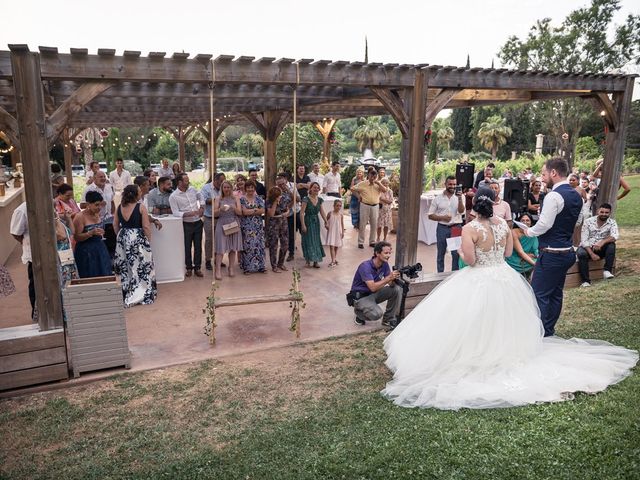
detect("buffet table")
[151,215,185,283]
[0,185,25,264]
[418,194,438,245]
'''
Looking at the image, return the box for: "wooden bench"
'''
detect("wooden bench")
[402,271,452,317]
[565,258,610,288]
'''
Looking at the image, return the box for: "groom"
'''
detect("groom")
[524,157,582,337]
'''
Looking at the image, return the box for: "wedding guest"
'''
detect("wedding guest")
[10,202,36,319]
[377,177,394,242]
[214,180,243,279]
[73,191,113,278]
[134,175,151,205]
[300,182,328,268]
[308,163,324,189]
[277,174,299,262]
[266,185,290,273]
[527,180,545,224]
[143,168,158,189]
[201,172,226,270]
[248,168,266,199]
[114,185,157,306]
[171,162,182,189]
[352,167,388,249]
[50,163,65,198]
[170,173,204,278]
[506,213,538,280]
[474,163,495,189]
[295,165,311,199]
[54,184,81,228]
[577,203,619,287]
[234,174,247,198]
[147,176,173,215]
[349,167,365,229]
[55,208,78,288]
[157,158,174,179]
[326,199,345,267]
[85,161,100,185]
[80,171,116,257]
[323,161,342,197]
[240,180,266,274]
[109,158,132,194]
[488,180,513,227]
[428,176,464,273]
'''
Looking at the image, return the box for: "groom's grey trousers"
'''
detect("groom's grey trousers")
[354,284,403,322]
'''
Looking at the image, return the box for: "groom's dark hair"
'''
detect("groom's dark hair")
[544,157,569,177]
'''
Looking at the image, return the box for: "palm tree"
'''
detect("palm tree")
[432,118,455,151]
[353,117,390,154]
[477,115,513,160]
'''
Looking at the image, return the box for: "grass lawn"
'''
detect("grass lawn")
[2,181,639,480]
[615,174,640,227]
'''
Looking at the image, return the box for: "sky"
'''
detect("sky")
[2,0,638,102]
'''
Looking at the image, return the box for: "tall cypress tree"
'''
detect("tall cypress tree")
[450,55,472,153]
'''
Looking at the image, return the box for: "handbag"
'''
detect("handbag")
[222,220,240,236]
[58,247,75,266]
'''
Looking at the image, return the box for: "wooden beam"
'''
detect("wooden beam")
[46,81,113,146]
[63,127,73,185]
[10,49,64,330]
[242,112,267,136]
[599,78,635,211]
[584,93,618,132]
[425,88,461,126]
[395,69,428,268]
[370,87,409,137]
[0,105,20,148]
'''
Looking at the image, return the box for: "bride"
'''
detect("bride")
[383,189,637,410]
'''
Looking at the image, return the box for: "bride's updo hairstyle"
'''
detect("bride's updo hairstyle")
[472,188,495,218]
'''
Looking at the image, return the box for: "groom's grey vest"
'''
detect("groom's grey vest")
[538,183,582,249]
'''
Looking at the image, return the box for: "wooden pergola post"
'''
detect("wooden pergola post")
[244,111,290,191]
[313,118,336,166]
[395,70,428,267]
[63,127,73,185]
[9,46,63,330]
[597,78,635,211]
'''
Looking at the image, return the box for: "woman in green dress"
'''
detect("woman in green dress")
[300,182,329,268]
[506,212,538,280]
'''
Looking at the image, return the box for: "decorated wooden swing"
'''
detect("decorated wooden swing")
[204,62,304,345]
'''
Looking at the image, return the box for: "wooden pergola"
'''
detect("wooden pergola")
[0,45,635,333]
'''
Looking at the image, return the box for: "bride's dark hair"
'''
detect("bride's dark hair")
[472,188,495,218]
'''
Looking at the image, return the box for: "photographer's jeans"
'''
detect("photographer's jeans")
[436,223,460,273]
[354,284,403,323]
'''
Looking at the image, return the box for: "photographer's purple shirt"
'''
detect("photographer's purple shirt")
[351,259,390,293]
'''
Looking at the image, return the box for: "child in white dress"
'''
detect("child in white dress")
[326,199,344,267]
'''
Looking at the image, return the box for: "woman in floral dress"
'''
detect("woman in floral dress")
[113,185,157,306]
[377,177,394,242]
[240,180,266,273]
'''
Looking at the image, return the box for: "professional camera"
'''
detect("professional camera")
[394,263,422,279]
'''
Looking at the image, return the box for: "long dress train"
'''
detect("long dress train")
[383,218,638,410]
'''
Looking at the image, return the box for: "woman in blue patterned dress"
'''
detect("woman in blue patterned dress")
[239,180,266,273]
[113,185,157,306]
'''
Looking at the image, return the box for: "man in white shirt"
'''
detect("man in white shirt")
[157,158,174,179]
[201,172,226,270]
[10,202,36,320]
[85,161,100,185]
[428,176,464,273]
[170,173,205,277]
[109,158,132,193]
[308,163,325,191]
[577,202,619,286]
[323,161,342,197]
[81,170,117,257]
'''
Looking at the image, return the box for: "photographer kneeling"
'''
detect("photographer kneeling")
[349,241,403,328]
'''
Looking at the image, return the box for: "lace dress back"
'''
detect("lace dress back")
[468,217,510,267]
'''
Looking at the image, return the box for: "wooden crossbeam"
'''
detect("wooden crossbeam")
[425,88,461,126]
[370,87,409,137]
[0,105,20,148]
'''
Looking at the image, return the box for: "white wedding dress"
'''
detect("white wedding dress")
[383,217,638,410]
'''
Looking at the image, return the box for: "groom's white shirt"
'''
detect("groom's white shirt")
[526,180,569,237]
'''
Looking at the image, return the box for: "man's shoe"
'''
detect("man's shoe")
[185,270,193,278]
[205,261,212,271]
[194,269,203,278]
[354,317,365,326]
[358,244,364,249]
[381,318,391,327]
[286,254,294,262]
[580,281,591,288]
[603,270,614,280]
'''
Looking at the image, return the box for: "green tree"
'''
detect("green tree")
[433,118,455,151]
[498,0,640,167]
[478,115,513,160]
[353,117,391,154]
[450,55,473,153]
[276,123,323,174]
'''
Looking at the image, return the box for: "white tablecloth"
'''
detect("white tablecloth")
[418,194,438,245]
[151,215,185,283]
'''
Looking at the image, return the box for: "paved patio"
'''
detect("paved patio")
[1,216,452,382]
